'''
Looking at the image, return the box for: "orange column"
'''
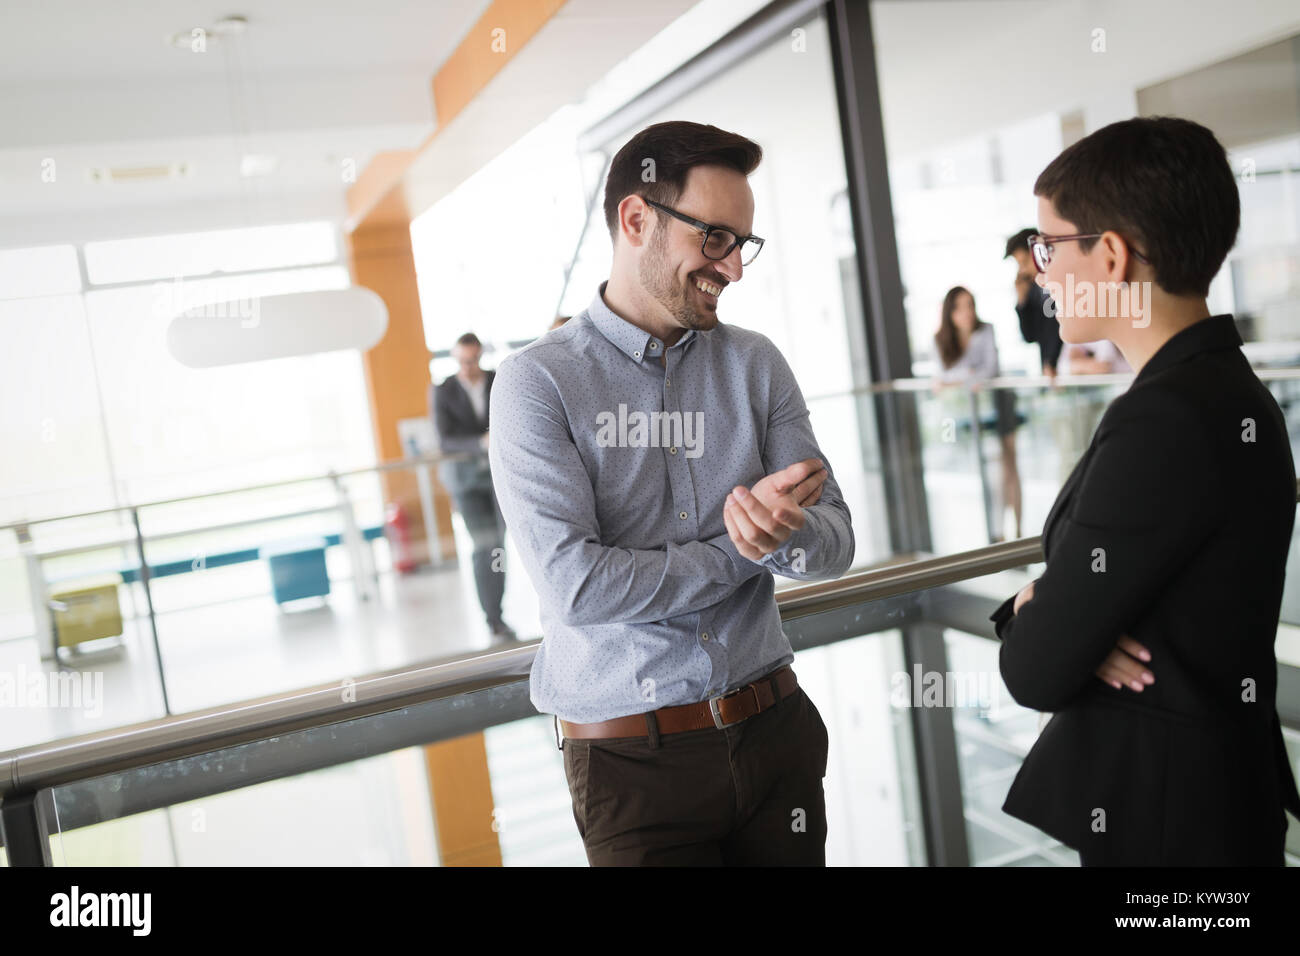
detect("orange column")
[346,221,457,564]
[343,0,575,874]
[346,189,498,865]
[423,735,504,867]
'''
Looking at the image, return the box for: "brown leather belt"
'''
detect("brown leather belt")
[556,665,797,746]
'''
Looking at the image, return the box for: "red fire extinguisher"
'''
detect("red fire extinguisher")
[385,501,417,573]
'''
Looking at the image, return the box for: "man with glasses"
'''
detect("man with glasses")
[488,120,854,865]
[1006,226,1062,379]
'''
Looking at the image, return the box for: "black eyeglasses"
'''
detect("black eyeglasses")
[644,198,765,265]
[1028,232,1151,272]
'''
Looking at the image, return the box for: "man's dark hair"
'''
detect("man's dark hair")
[1005,227,1037,260]
[454,332,481,348]
[603,121,762,240]
[1033,116,1239,297]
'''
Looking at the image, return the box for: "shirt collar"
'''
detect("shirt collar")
[1133,314,1242,383]
[588,280,695,364]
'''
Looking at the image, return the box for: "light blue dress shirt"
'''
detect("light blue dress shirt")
[488,280,855,723]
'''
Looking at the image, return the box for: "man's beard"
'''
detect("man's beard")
[638,227,717,331]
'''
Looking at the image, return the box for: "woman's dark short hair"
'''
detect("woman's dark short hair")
[603,121,762,240]
[1033,116,1239,298]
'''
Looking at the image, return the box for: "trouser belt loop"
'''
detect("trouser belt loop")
[768,674,783,711]
[644,710,662,750]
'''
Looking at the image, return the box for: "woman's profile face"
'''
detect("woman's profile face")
[952,292,976,333]
[1036,195,1107,345]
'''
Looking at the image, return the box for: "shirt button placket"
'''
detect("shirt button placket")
[666,350,692,530]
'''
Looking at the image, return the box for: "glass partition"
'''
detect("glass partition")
[871,0,1300,380]
[9,530,1299,866]
[6,558,1005,866]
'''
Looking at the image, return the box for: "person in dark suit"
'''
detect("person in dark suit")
[1006,227,1062,378]
[991,116,1300,866]
[431,332,515,640]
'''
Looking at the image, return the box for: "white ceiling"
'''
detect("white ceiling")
[0,0,484,83]
[0,0,493,247]
[7,0,1300,253]
[871,0,1300,159]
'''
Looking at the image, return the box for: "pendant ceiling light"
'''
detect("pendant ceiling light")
[165,14,388,368]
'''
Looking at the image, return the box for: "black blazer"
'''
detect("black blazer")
[430,371,494,494]
[991,314,1300,865]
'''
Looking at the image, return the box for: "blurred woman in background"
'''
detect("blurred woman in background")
[934,285,1023,540]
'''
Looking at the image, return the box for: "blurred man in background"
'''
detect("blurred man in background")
[431,332,516,641]
[1007,227,1062,379]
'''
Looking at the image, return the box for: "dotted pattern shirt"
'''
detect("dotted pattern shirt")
[488,280,855,723]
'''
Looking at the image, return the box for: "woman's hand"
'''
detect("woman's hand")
[1012,580,1035,614]
[1010,580,1155,692]
[1095,636,1154,692]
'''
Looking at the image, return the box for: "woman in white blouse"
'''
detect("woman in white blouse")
[934,286,1023,540]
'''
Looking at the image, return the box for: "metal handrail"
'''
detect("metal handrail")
[802,366,1300,404]
[0,449,480,533]
[5,478,1300,796]
[2,479,1297,800]
[0,532,1049,798]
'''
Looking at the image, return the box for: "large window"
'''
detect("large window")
[409,109,591,384]
[0,221,375,524]
[871,0,1300,552]
[554,9,894,569]
[872,0,1300,376]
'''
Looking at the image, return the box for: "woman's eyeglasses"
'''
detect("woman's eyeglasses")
[644,198,765,265]
[1028,233,1151,273]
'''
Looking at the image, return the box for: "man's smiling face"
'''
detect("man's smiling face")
[638,164,755,334]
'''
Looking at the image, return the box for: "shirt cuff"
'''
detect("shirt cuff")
[711,531,765,582]
[758,521,813,572]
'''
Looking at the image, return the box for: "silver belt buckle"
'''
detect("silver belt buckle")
[708,683,762,729]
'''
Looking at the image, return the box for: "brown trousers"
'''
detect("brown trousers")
[560,686,830,865]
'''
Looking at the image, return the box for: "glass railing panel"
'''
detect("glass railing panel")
[483,714,593,867]
[803,379,1131,567]
[0,458,547,749]
[919,380,1127,554]
[47,747,441,866]
[795,629,926,865]
[32,626,930,866]
[14,529,1298,867]
[943,624,1080,866]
